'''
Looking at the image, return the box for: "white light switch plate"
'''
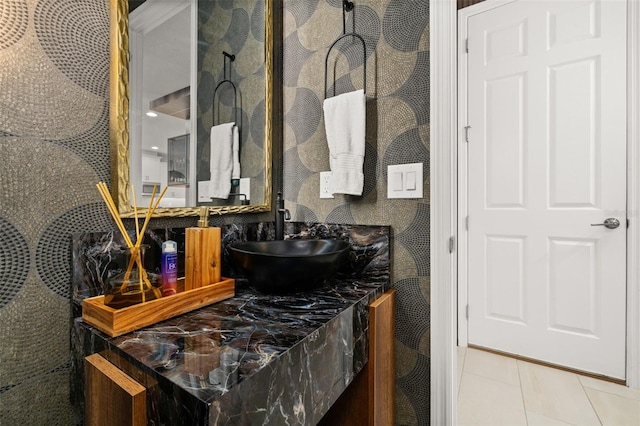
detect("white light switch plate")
[387,163,423,199]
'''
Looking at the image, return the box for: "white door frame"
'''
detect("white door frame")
[429,0,640,424]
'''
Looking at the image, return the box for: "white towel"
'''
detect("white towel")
[323,89,366,195]
[209,122,237,199]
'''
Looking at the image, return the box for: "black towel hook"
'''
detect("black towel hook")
[212,51,238,126]
[342,0,354,32]
[324,0,366,99]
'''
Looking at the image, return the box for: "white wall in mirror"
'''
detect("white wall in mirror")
[129,0,197,208]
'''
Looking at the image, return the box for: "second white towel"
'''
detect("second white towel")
[323,89,366,196]
[209,122,239,199]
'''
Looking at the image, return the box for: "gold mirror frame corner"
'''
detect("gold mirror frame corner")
[109,0,273,219]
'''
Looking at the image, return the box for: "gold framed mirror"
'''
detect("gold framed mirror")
[109,0,272,218]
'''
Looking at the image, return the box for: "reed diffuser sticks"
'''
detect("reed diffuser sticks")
[96,182,168,303]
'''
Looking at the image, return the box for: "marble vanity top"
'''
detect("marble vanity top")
[71,223,390,425]
[74,279,388,424]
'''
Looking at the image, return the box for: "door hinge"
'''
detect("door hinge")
[466,304,469,319]
[465,216,469,230]
[449,236,456,253]
[628,219,630,229]
[465,38,469,53]
[464,125,471,142]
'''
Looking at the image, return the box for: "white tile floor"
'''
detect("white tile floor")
[457,347,640,426]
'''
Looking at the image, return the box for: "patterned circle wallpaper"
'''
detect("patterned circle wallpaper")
[0,1,124,423]
[34,0,109,97]
[0,217,30,308]
[0,0,29,49]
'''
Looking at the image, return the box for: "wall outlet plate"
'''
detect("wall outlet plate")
[320,171,334,198]
[198,181,210,202]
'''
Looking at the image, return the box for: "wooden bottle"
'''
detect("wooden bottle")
[185,207,221,290]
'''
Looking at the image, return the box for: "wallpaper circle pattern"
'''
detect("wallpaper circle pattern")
[397,352,431,426]
[33,0,109,97]
[282,32,315,87]
[287,88,322,145]
[326,204,356,224]
[395,277,430,349]
[392,51,430,125]
[396,203,430,277]
[36,203,115,298]
[251,0,265,42]
[48,102,111,183]
[383,128,430,176]
[222,8,250,54]
[0,0,116,420]
[0,0,105,141]
[285,0,320,27]
[0,0,28,49]
[383,1,429,52]
[0,216,30,308]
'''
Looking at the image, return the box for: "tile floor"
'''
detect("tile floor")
[457,346,640,426]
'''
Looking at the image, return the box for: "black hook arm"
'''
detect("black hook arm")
[323,0,365,99]
[213,51,239,125]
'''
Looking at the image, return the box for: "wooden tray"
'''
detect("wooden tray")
[82,277,235,337]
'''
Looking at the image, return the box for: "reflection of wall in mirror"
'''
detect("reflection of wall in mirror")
[196,0,266,206]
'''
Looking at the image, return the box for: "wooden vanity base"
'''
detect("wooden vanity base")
[85,353,146,426]
[320,289,396,426]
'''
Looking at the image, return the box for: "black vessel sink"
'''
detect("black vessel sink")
[228,239,351,293]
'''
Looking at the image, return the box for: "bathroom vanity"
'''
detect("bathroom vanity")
[71,223,393,425]
[74,281,393,425]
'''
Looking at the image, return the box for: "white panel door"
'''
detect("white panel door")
[466,0,627,379]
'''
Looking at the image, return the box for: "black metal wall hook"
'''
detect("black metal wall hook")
[342,0,355,36]
[213,51,238,126]
[324,0,366,99]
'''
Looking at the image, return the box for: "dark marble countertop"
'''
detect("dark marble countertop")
[74,280,388,425]
[71,223,390,425]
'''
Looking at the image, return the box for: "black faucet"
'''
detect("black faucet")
[275,192,291,240]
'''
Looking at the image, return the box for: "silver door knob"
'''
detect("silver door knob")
[591,218,620,229]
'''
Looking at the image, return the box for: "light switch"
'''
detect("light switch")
[393,172,403,191]
[406,171,416,190]
[387,163,423,199]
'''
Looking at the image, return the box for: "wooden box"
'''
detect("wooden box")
[82,277,235,337]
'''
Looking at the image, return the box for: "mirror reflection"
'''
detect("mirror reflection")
[111,0,272,217]
[195,0,267,208]
[129,1,193,207]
